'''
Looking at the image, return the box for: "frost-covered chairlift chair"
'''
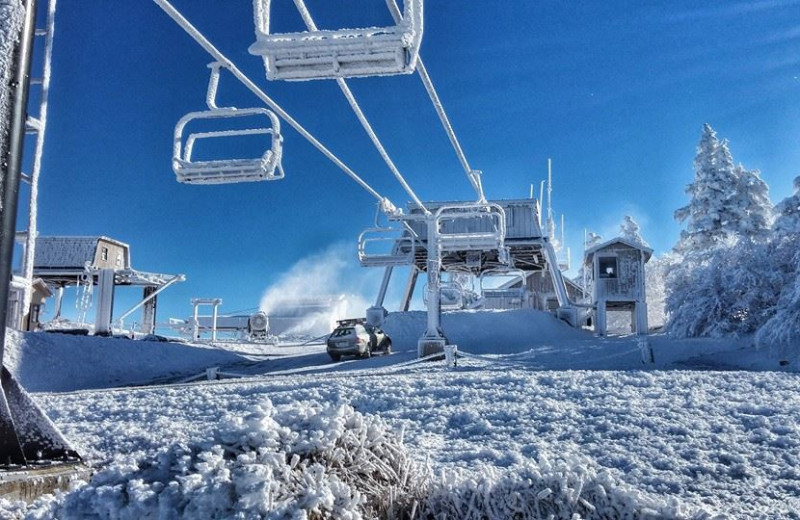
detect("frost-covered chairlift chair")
[357,207,419,267]
[248,0,424,81]
[423,280,467,310]
[173,62,285,184]
[479,268,528,308]
[434,203,509,263]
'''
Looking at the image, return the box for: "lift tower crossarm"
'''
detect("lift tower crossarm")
[152,0,399,216]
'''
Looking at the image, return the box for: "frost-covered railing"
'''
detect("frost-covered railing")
[357,227,416,267]
[249,0,423,81]
[173,107,284,184]
[434,203,507,255]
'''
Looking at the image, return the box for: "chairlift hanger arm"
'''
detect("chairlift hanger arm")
[292,0,430,216]
[152,0,400,216]
[386,0,485,203]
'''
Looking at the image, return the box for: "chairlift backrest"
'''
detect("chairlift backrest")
[249,0,424,81]
[433,203,507,253]
[357,226,416,267]
[173,107,284,185]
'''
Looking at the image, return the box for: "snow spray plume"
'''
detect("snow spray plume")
[259,242,378,337]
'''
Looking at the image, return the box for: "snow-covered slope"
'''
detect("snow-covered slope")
[3,330,247,392]
[13,360,798,518]
[1,309,797,518]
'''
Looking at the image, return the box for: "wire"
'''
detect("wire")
[385,0,486,202]
[292,0,429,216]
[152,0,398,215]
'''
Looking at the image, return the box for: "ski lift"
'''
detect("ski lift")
[434,203,507,255]
[172,62,285,184]
[357,227,416,267]
[248,0,424,81]
[357,205,418,266]
[479,268,528,308]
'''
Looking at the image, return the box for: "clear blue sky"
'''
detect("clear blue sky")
[28,0,800,322]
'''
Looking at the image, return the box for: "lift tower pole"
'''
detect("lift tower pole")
[0,0,79,467]
[0,0,37,464]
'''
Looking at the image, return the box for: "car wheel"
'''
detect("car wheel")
[329,354,341,362]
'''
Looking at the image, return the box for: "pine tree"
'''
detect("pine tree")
[773,176,800,238]
[673,125,741,259]
[620,215,647,246]
[732,163,772,242]
[666,125,777,338]
[756,176,800,360]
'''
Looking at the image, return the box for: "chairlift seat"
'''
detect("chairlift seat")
[173,107,284,185]
[358,227,416,267]
[249,0,423,81]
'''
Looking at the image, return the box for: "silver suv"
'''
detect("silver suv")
[326,319,392,362]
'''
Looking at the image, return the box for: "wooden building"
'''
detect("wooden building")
[584,237,652,336]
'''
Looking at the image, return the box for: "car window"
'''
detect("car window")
[332,328,353,337]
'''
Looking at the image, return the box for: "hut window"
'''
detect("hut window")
[101,247,109,262]
[598,256,617,278]
[115,252,122,267]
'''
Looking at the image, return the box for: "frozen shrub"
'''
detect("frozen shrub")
[15,401,714,520]
[24,399,424,520]
[414,455,717,520]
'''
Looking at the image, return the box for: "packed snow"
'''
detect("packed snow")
[0,308,797,518]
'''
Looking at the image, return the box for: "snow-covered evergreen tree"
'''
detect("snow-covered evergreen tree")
[620,216,647,246]
[756,176,800,359]
[666,125,777,338]
[732,163,772,242]
[673,125,741,259]
[773,176,800,238]
[586,232,602,247]
[667,240,781,338]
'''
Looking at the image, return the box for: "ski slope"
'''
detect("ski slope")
[1,309,797,518]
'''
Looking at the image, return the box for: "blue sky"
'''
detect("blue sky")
[24,0,800,323]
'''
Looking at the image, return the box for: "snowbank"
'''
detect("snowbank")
[4,330,247,392]
[6,399,711,519]
[383,309,591,354]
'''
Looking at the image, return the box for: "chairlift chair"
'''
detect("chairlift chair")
[249,0,424,81]
[423,281,465,310]
[173,107,284,185]
[172,62,285,185]
[434,203,508,254]
[357,226,416,267]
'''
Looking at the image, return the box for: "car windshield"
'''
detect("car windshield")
[332,328,354,338]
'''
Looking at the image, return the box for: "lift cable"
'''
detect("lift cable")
[293,0,430,216]
[152,0,399,215]
[386,0,486,203]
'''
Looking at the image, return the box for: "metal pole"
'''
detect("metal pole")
[0,0,37,365]
[0,0,37,466]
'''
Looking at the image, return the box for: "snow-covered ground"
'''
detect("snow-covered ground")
[2,309,798,518]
